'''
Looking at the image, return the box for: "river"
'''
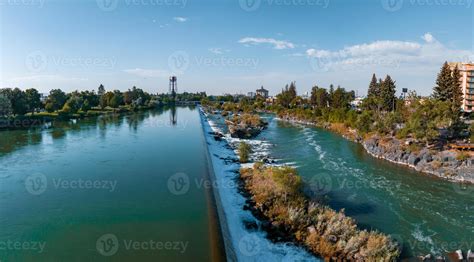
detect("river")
[0,107,220,261]
[1,108,473,261]
[258,116,474,258]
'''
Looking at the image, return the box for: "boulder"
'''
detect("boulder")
[243,220,258,231]
[408,154,421,166]
[467,250,474,261]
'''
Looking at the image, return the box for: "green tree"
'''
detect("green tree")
[356,110,373,134]
[46,89,67,112]
[470,123,474,143]
[97,84,105,96]
[433,62,452,101]
[11,88,27,115]
[365,74,381,111]
[25,88,41,114]
[310,86,328,108]
[276,82,297,108]
[379,75,397,111]
[62,95,83,114]
[0,94,12,117]
[448,65,464,136]
[109,90,123,108]
[367,73,379,98]
[100,92,113,108]
[81,99,91,112]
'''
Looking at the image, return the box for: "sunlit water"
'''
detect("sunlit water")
[0,107,213,261]
[258,116,474,258]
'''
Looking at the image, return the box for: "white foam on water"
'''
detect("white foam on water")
[411,224,438,255]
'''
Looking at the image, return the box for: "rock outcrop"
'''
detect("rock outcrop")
[363,137,474,183]
[225,113,267,139]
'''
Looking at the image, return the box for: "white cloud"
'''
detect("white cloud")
[124,68,169,78]
[305,33,473,72]
[173,17,188,22]
[208,48,230,54]
[238,37,295,50]
[307,41,421,59]
[421,33,435,43]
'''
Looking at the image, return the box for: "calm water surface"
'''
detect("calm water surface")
[259,117,474,258]
[0,107,213,261]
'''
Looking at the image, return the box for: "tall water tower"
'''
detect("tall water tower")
[169,76,177,99]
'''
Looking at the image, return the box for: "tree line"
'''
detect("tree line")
[205,61,471,144]
[0,85,161,118]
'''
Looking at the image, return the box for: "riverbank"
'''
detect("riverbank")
[0,105,155,131]
[199,107,319,261]
[277,115,474,184]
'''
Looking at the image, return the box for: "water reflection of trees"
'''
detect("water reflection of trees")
[0,130,43,155]
[0,106,192,156]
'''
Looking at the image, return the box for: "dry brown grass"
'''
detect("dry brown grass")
[240,164,400,261]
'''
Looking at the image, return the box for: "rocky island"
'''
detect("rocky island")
[225,113,268,139]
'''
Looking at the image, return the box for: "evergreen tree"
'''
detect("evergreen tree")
[449,65,463,112]
[368,73,379,97]
[328,84,334,106]
[98,84,105,96]
[433,62,452,101]
[448,65,463,135]
[380,75,397,111]
[288,82,297,100]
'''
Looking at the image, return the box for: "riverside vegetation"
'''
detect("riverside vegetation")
[204,61,474,182]
[240,163,400,261]
[0,85,207,129]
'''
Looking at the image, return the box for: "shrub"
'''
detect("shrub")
[470,123,474,143]
[356,111,372,135]
[456,151,469,161]
[238,142,252,163]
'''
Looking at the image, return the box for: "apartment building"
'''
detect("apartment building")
[450,62,474,113]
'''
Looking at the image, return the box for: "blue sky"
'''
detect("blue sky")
[1,0,473,96]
